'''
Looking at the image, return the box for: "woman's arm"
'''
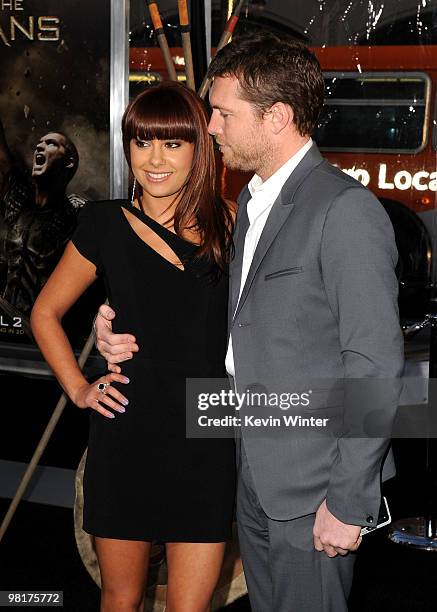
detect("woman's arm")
[31,242,129,417]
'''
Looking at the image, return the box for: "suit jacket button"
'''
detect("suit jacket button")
[366,515,374,523]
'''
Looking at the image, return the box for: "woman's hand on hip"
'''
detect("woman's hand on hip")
[73,373,130,418]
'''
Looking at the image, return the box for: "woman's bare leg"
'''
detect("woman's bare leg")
[165,542,226,612]
[94,537,151,612]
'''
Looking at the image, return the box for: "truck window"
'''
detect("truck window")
[314,72,429,153]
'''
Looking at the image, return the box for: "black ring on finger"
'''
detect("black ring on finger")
[97,381,110,394]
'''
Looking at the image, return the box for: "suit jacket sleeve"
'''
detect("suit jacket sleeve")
[320,185,404,526]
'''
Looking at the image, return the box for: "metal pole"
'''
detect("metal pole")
[178,0,196,90]
[110,0,129,199]
[0,332,96,543]
[197,0,245,99]
[147,1,178,82]
[204,0,212,66]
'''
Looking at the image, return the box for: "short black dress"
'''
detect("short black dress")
[71,199,236,542]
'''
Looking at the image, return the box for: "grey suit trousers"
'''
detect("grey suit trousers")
[237,441,356,612]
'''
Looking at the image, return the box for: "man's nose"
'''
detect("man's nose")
[208,113,221,136]
[207,118,215,136]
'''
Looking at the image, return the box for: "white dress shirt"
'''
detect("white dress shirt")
[225,138,313,378]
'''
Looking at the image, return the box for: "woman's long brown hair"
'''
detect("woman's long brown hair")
[122,82,234,270]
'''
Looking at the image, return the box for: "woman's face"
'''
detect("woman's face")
[130,137,195,205]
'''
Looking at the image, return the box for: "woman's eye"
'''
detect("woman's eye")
[165,141,181,148]
[135,139,149,147]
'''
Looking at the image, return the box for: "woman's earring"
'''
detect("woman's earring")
[130,178,137,206]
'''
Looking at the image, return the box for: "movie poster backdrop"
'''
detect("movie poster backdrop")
[0,0,109,348]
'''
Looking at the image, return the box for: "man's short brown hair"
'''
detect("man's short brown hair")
[207,31,324,137]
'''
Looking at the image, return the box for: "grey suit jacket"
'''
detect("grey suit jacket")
[229,143,404,526]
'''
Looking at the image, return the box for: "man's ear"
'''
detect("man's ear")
[268,102,293,135]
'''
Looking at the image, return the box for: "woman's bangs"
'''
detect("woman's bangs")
[127,92,197,143]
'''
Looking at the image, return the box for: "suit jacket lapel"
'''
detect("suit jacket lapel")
[229,186,251,326]
[233,144,324,322]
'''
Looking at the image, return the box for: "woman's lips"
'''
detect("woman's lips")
[145,171,172,183]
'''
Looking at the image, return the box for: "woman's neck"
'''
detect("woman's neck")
[136,195,176,226]
[135,193,199,240]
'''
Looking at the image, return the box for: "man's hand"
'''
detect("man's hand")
[95,304,139,373]
[313,500,362,558]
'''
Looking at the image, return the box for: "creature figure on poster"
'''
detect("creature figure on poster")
[0,117,83,325]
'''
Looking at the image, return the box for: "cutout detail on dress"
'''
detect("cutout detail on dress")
[121,206,186,272]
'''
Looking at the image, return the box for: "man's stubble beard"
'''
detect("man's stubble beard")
[222,129,274,176]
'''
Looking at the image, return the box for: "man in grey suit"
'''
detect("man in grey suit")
[95,32,403,611]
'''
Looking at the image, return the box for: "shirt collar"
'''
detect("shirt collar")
[248,138,313,200]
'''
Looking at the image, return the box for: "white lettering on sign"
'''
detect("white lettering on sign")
[341,166,370,186]
[378,164,394,190]
[394,170,412,191]
[342,163,437,192]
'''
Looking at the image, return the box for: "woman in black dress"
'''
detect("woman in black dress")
[31,83,236,612]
